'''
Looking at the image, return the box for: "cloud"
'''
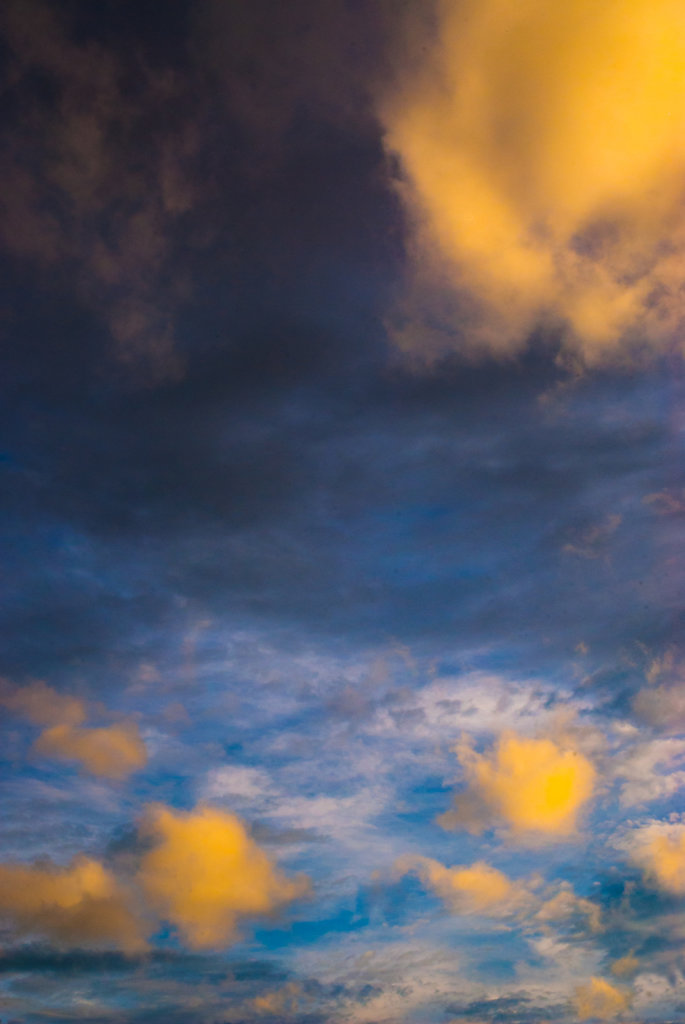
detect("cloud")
[203,765,274,802]
[562,514,622,560]
[34,721,147,780]
[612,737,685,808]
[610,954,639,979]
[535,884,602,935]
[380,0,685,366]
[0,679,85,726]
[396,856,603,941]
[632,682,685,732]
[250,982,304,1016]
[0,856,146,951]
[136,805,310,949]
[438,731,595,840]
[2,680,147,779]
[625,820,685,893]
[396,855,532,917]
[573,977,630,1020]
[0,0,203,382]
[644,490,685,516]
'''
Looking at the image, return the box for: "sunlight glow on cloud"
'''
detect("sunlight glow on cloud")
[34,720,148,779]
[439,732,596,839]
[137,805,310,949]
[381,0,685,365]
[628,821,685,893]
[1,680,147,779]
[573,976,630,1020]
[396,855,531,916]
[0,856,146,951]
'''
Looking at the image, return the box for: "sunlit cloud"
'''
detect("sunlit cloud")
[395,855,532,916]
[381,0,685,366]
[625,820,685,893]
[610,953,639,979]
[34,720,147,780]
[573,976,631,1020]
[438,731,596,840]
[1,680,147,779]
[136,805,310,949]
[0,856,146,951]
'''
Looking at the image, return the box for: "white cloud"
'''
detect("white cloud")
[612,737,685,808]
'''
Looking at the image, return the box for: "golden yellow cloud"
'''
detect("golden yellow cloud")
[397,855,530,916]
[573,977,630,1020]
[381,0,685,365]
[0,856,146,951]
[439,732,595,839]
[136,805,310,949]
[629,822,685,892]
[34,721,147,779]
[1,680,147,779]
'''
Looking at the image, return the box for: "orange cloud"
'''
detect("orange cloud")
[136,805,310,949]
[396,855,530,916]
[34,721,147,779]
[573,977,630,1020]
[2,680,147,779]
[0,856,146,951]
[381,0,685,366]
[439,732,595,839]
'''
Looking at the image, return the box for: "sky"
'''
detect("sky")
[1,1,685,1022]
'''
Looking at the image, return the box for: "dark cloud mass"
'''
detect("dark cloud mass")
[1,2,685,1023]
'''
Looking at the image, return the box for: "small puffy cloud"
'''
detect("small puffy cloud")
[396,855,531,917]
[136,805,310,949]
[380,0,685,366]
[573,977,630,1020]
[610,954,639,979]
[438,731,595,840]
[0,856,146,951]
[626,821,685,893]
[0,679,85,726]
[34,721,147,780]
[2,680,147,779]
